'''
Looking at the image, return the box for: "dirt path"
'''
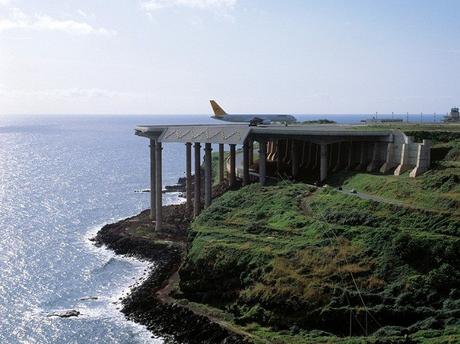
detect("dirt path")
[338,187,450,214]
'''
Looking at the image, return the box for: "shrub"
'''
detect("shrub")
[422,173,460,192]
[404,131,460,144]
[322,209,378,227]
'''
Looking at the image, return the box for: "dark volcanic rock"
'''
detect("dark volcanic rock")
[48,310,80,318]
[93,200,249,344]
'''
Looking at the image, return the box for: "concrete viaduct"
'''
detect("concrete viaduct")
[135,124,431,231]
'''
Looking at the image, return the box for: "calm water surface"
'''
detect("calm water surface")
[0,115,216,344]
[0,113,429,343]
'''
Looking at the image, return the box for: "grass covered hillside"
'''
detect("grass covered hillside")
[177,181,460,343]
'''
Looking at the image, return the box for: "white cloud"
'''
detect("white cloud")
[0,0,13,6]
[0,6,115,35]
[141,0,237,11]
[0,87,148,100]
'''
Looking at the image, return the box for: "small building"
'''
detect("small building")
[445,107,460,122]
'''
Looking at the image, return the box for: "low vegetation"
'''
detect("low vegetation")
[172,130,460,343]
[301,119,337,125]
[176,179,459,342]
[353,123,460,135]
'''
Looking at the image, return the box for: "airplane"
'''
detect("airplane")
[210,100,297,125]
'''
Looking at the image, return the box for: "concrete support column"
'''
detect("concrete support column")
[320,143,328,183]
[312,144,319,170]
[248,140,254,165]
[285,140,291,164]
[155,142,162,231]
[149,139,156,220]
[243,141,250,185]
[276,140,283,170]
[204,143,212,208]
[355,143,366,170]
[259,139,267,185]
[266,141,271,160]
[346,141,353,170]
[409,140,431,177]
[333,142,342,172]
[380,143,395,173]
[229,144,236,187]
[218,143,225,183]
[394,143,410,176]
[185,142,192,211]
[267,140,275,161]
[367,142,380,172]
[194,143,201,217]
[306,142,313,169]
[291,140,299,178]
[300,141,307,167]
[328,143,334,169]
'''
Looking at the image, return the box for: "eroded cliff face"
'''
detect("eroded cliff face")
[179,181,460,342]
[94,206,252,344]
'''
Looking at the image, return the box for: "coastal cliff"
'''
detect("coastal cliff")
[93,206,250,344]
[95,134,460,343]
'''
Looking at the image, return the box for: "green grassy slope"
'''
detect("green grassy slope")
[328,166,459,214]
[175,132,460,343]
[329,137,460,214]
[178,181,460,343]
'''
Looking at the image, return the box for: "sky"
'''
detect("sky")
[0,0,459,115]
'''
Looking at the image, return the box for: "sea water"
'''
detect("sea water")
[0,113,431,343]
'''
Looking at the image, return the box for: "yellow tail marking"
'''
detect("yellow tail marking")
[210,100,227,117]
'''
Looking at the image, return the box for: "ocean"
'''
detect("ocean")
[0,113,433,343]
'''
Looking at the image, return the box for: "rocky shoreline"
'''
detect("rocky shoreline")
[92,204,251,344]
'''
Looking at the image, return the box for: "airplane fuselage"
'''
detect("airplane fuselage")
[209,100,297,124]
[211,114,297,124]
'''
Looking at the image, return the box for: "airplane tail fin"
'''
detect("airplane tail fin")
[210,100,227,117]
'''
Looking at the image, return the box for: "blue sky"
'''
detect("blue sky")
[0,0,459,114]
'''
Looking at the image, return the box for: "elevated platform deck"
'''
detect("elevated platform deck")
[135,124,394,144]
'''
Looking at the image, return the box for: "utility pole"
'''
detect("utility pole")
[420,112,423,124]
[434,112,436,122]
[392,112,394,120]
[406,112,409,123]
